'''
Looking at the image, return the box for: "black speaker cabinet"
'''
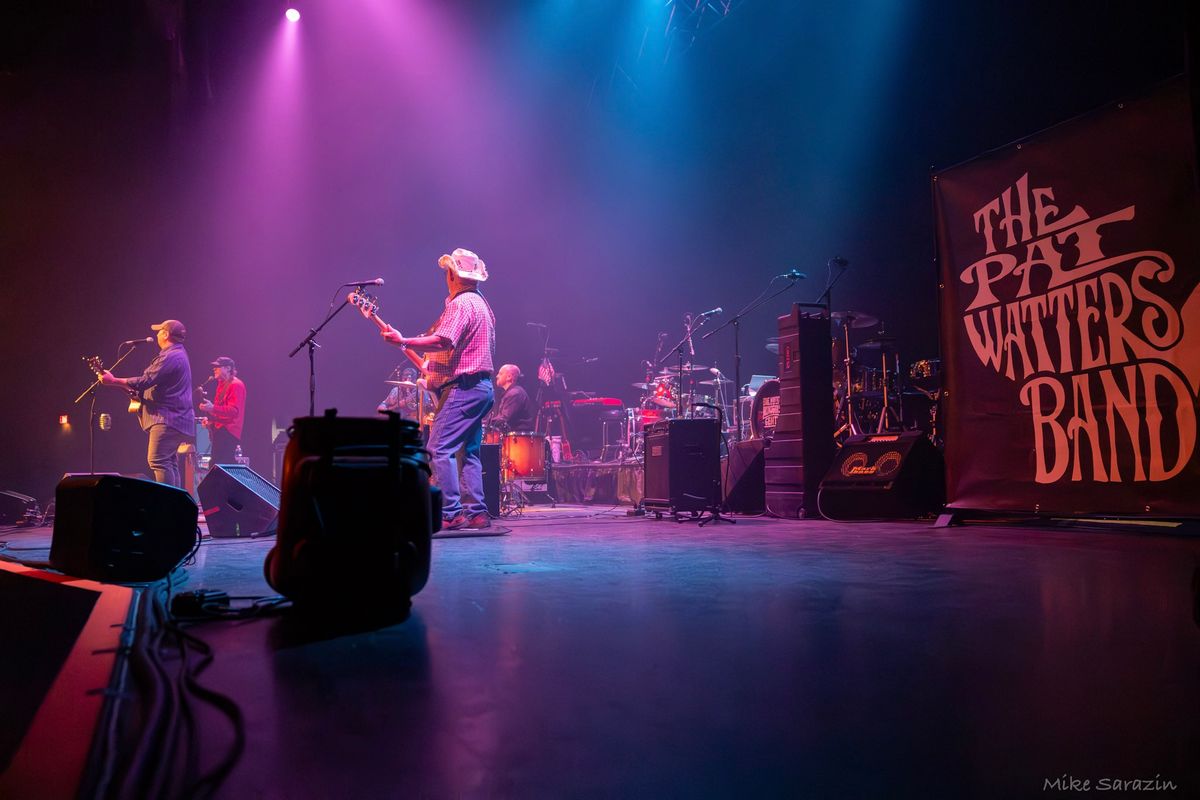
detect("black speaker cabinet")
[818,432,945,519]
[50,475,198,582]
[197,465,280,538]
[481,443,500,518]
[643,419,721,514]
[766,305,835,518]
[723,439,765,514]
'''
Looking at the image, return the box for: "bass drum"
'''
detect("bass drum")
[502,432,547,481]
[749,379,781,441]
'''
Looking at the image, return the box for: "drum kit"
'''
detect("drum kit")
[757,310,942,443]
[827,311,941,443]
[625,362,734,455]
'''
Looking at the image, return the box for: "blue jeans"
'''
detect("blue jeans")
[147,423,188,487]
[430,376,494,518]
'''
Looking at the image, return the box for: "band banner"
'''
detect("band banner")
[934,77,1200,515]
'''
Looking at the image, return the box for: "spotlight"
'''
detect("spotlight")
[58,414,70,426]
[285,8,300,23]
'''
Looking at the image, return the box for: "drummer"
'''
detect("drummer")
[377,366,433,423]
[490,363,535,432]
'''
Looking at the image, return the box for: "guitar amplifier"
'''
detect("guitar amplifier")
[643,419,721,514]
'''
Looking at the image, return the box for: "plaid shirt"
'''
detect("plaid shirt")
[426,289,495,389]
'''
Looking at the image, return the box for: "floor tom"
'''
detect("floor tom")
[502,432,547,481]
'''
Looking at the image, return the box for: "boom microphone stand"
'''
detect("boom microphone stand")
[290,288,357,417]
[702,271,804,442]
[74,342,141,475]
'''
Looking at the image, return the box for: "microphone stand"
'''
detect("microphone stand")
[73,343,141,475]
[657,315,710,420]
[702,274,801,442]
[289,292,354,417]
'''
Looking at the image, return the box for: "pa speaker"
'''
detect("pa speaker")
[50,475,198,582]
[197,465,280,538]
[643,419,721,514]
[818,432,945,519]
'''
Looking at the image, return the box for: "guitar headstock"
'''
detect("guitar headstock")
[84,355,105,377]
[348,288,380,318]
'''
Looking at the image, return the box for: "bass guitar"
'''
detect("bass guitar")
[348,288,432,381]
[84,355,143,413]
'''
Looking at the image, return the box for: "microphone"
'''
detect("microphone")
[583,357,599,364]
[697,307,723,318]
[526,322,548,328]
[342,278,385,286]
[121,337,154,345]
[830,256,848,268]
[784,270,808,280]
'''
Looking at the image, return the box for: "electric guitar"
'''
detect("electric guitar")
[348,288,432,381]
[84,355,143,414]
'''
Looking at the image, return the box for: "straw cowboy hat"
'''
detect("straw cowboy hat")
[438,248,488,283]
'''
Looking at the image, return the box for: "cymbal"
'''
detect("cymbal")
[386,380,418,387]
[831,311,879,329]
[699,378,732,386]
[766,343,779,355]
[652,397,676,409]
[857,336,897,350]
[658,364,710,374]
[632,382,652,390]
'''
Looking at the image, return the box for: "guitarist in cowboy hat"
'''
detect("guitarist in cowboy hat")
[382,248,496,530]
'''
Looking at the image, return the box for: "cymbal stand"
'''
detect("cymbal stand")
[873,346,902,433]
[833,318,862,440]
[658,314,710,419]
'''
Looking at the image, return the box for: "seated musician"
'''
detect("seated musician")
[376,366,433,423]
[491,363,534,432]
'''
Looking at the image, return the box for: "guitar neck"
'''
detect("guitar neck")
[368,311,430,377]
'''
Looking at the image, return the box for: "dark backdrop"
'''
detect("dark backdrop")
[0,0,1187,500]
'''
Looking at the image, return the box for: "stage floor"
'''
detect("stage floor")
[3,507,1199,797]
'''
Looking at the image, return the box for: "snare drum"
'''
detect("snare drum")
[502,432,547,481]
[482,426,503,445]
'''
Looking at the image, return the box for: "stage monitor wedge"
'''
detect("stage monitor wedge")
[50,475,198,582]
[197,465,280,538]
[818,432,945,519]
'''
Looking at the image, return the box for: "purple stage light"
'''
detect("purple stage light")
[285,8,300,23]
